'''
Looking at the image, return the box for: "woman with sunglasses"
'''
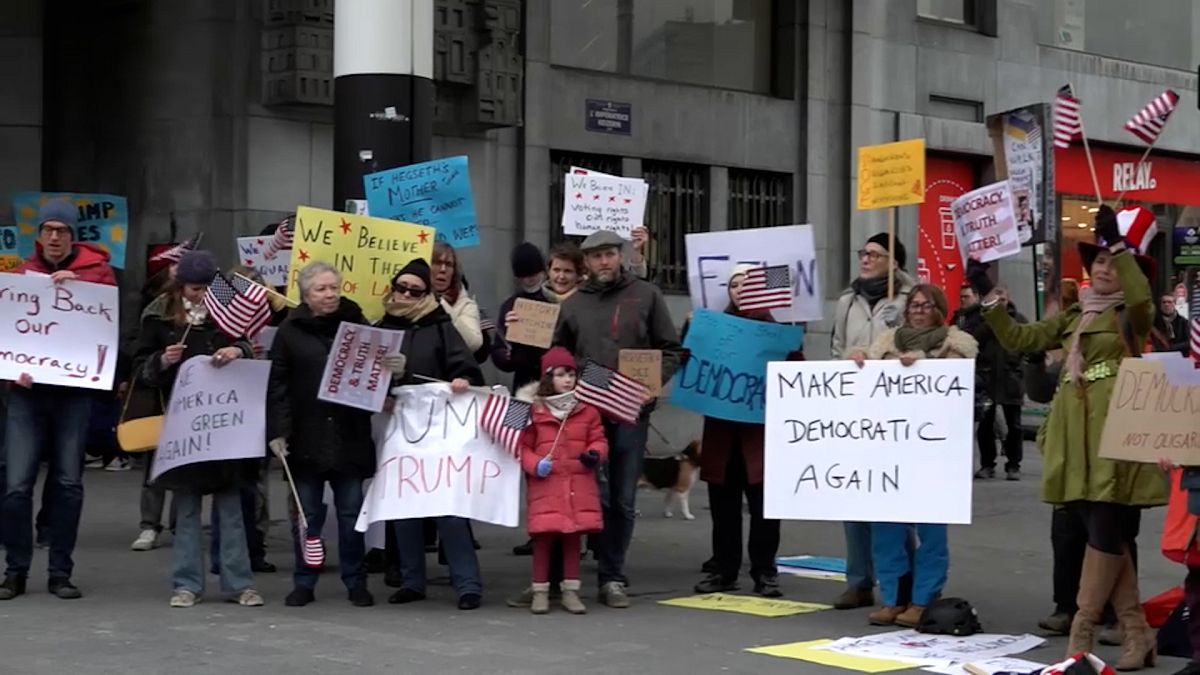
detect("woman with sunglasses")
[847,284,977,629]
[376,258,487,610]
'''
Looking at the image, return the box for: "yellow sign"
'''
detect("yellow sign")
[857,139,927,210]
[747,639,920,673]
[658,592,830,618]
[286,206,434,322]
[0,255,21,272]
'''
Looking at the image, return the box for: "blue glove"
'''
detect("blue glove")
[536,456,553,478]
[578,450,600,468]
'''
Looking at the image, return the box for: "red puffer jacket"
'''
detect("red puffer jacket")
[519,398,609,536]
[19,242,117,286]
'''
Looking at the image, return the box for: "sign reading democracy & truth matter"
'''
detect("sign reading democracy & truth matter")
[317,322,404,413]
[951,180,1022,264]
[363,156,480,247]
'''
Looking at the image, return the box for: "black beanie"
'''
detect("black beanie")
[392,258,433,289]
[866,232,906,270]
[510,242,546,278]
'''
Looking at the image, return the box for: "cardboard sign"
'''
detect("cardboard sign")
[619,349,662,397]
[0,276,119,390]
[236,236,289,288]
[285,206,434,322]
[11,193,130,268]
[363,155,479,247]
[151,356,271,482]
[763,359,975,524]
[951,180,1022,264]
[1099,356,1200,465]
[506,298,560,349]
[355,383,521,529]
[317,322,404,413]
[561,169,649,239]
[686,225,822,323]
[857,139,927,210]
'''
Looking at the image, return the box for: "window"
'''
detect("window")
[643,161,709,291]
[1037,0,1199,70]
[549,151,624,246]
[728,169,791,230]
[917,0,975,25]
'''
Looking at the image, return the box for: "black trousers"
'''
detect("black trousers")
[709,445,780,581]
[1051,504,1140,616]
[977,403,1023,471]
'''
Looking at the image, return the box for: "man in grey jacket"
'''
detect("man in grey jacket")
[554,230,684,609]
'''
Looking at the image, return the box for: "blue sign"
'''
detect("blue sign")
[363,156,479,248]
[670,309,804,424]
[586,99,632,135]
[11,192,129,269]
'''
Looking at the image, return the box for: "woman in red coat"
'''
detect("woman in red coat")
[517,347,609,615]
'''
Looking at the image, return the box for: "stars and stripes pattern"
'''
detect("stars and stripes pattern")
[1125,89,1179,145]
[576,360,646,425]
[480,393,532,457]
[739,265,793,312]
[1053,84,1082,149]
[150,233,200,263]
[261,215,294,260]
[1189,272,1200,366]
[229,274,272,335]
[302,530,325,569]
[204,273,270,339]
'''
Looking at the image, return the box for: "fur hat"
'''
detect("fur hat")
[38,200,78,233]
[510,242,546,278]
[866,232,906,269]
[540,346,577,375]
[391,257,433,290]
[175,250,218,285]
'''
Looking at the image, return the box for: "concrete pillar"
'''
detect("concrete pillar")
[708,166,730,232]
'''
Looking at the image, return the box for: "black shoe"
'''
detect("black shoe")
[384,567,404,588]
[458,593,481,610]
[35,532,50,549]
[251,560,278,573]
[348,587,375,607]
[285,588,315,607]
[388,587,426,604]
[753,574,783,598]
[472,539,481,551]
[701,557,719,575]
[48,577,82,599]
[1005,469,1021,481]
[209,565,220,576]
[694,573,738,594]
[364,549,386,574]
[0,575,27,600]
[974,467,996,480]
[513,540,534,556]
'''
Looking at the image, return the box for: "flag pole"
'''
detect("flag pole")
[1115,137,1160,205]
[1072,87,1105,206]
[886,208,896,299]
[234,272,299,307]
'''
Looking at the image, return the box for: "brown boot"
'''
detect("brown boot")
[1067,547,1126,657]
[1111,554,1156,671]
[868,605,906,626]
[895,605,926,628]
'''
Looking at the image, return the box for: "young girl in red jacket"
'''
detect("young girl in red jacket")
[517,347,608,615]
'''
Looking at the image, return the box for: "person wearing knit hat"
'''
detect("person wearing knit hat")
[865,232,907,270]
[15,199,116,286]
[512,242,547,289]
[175,250,219,286]
[493,243,556,395]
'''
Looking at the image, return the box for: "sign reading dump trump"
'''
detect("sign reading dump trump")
[763,359,975,525]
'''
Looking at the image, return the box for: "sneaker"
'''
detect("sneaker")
[694,573,739,594]
[0,575,27,600]
[458,593,482,610]
[48,577,82,599]
[84,457,105,469]
[105,457,131,472]
[234,589,264,606]
[598,581,630,608]
[349,587,375,607]
[833,586,875,610]
[131,529,159,551]
[387,587,426,604]
[170,589,199,608]
[974,467,996,480]
[506,585,534,608]
[285,588,315,607]
[530,583,551,615]
[1038,611,1072,635]
[1005,468,1021,481]
[753,574,783,599]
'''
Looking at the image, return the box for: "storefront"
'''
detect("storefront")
[917,155,978,315]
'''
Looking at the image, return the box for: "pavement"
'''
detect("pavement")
[0,410,1190,675]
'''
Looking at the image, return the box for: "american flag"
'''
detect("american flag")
[204,273,270,339]
[1125,89,1180,145]
[150,233,200,263]
[302,530,325,569]
[739,265,793,312]
[1053,84,1082,149]
[261,216,294,260]
[576,360,646,425]
[1190,271,1200,366]
[480,393,532,457]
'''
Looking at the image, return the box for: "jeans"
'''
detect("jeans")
[872,522,949,606]
[708,444,779,582]
[978,403,1023,471]
[4,386,92,578]
[171,488,253,594]
[293,473,367,592]
[392,517,481,597]
[597,413,649,587]
[843,521,875,591]
[139,457,176,533]
[212,465,269,566]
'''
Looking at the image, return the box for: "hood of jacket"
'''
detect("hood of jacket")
[23,241,116,285]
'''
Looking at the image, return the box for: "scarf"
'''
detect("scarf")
[1066,288,1126,384]
[541,283,577,304]
[542,391,577,421]
[182,298,208,326]
[894,325,949,355]
[852,275,889,308]
[385,293,438,323]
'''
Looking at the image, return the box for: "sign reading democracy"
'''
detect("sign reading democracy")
[951,180,1021,265]
[286,206,434,322]
[671,309,803,424]
[11,193,130,268]
[151,356,271,482]
[0,275,119,390]
[356,383,521,529]
[561,169,649,239]
[363,156,479,247]
[857,139,926,210]
[1099,356,1200,465]
[317,322,404,413]
[236,236,289,288]
[763,359,975,524]
[686,225,822,323]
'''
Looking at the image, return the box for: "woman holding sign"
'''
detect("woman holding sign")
[431,242,484,354]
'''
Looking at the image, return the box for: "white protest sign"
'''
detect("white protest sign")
[561,168,648,239]
[253,325,278,354]
[764,359,975,524]
[951,180,1021,265]
[686,224,822,323]
[236,236,289,288]
[0,276,119,390]
[814,630,1045,665]
[356,383,521,530]
[151,356,271,482]
[317,323,404,413]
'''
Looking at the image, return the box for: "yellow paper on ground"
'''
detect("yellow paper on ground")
[658,592,830,617]
[747,639,920,673]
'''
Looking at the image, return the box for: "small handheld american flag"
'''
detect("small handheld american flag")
[1053,84,1082,150]
[576,360,647,425]
[204,273,271,339]
[739,265,793,313]
[261,216,294,260]
[1189,271,1200,366]
[1125,89,1179,146]
[302,531,325,569]
[150,233,200,264]
[480,393,532,457]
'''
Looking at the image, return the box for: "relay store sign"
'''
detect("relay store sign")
[1113,162,1157,192]
[1057,145,1200,203]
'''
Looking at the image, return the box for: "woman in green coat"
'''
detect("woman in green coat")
[968,206,1165,670]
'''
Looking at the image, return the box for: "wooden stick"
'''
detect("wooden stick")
[178,322,193,345]
[1115,139,1159,205]
[887,208,896,299]
[1074,92,1105,206]
[276,451,310,537]
[234,272,298,307]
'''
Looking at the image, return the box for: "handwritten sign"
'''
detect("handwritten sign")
[952,180,1021,264]
[686,225,822,323]
[11,193,129,268]
[561,169,649,239]
[619,349,662,397]
[236,236,289,288]
[671,309,803,423]
[0,225,19,272]
[999,110,1045,244]
[355,383,521,529]
[659,593,829,618]
[857,139,926,210]
[1099,357,1200,465]
[317,323,404,413]
[0,276,119,390]
[506,298,560,349]
[363,156,479,247]
[285,206,434,322]
[151,356,271,482]
[764,359,975,524]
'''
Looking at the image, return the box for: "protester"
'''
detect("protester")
[378,258,486,610]
[0,200,117,601]
[432,242,484,353]
[848,284,977,628]
[829,232,915,610]
[1152,293,1188,354]
[516,347,608,615]
[968,205,1164,667]
[493,242,552,392]
[1158,458,1200,675]
[554,229,684,608]
[131,250,262,608]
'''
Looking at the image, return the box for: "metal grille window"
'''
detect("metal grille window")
[728,169,791,230]
[549,151,624,246]
[643,161,709,292]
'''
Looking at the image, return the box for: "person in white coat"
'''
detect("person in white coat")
[431,242,483,353]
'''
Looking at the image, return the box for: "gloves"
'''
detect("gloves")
[268,437,289,459]
[965,259,994,297]
[1094,204,1121,247]
[579,450,601,468]
[381,353,407,376]
[536,456,553,478]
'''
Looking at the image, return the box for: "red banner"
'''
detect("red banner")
[918,156,975,316]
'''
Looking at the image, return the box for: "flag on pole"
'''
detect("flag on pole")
[480,393,532,457]
[150,233,200,264]
[302,530,325,569]
[261,215,294,260]
[1125,89,1180,145]
[739,265,793,312]
[229,274,272,336]
[576,360,647,425]
[204,273,270,339]
[1053,84,1082,149]
[1189,271,1200,366]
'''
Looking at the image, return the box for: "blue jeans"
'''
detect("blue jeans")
[392,517,481,597]
[211,479,265,566]
[3,386,91,578]
[843,521,876,591]
[172,488,253,594]
[872,522,949,606]
[597,413,649,587]
[293,473,367,592]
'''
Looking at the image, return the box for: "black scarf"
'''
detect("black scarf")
[851,276,889,308]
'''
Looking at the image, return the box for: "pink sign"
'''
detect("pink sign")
[951,180,1022,264]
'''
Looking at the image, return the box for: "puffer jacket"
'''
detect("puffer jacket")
[830,270,916,358]
[18,241,117,286]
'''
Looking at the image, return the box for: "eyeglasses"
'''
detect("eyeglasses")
[432,259,455,269]
[857,249,886,262]
[392,284,428,298]
[908,302,935,313]
[40,225,72,238]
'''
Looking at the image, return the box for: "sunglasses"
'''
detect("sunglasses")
[392,283,428,298]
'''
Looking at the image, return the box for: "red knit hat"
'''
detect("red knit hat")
[540,346,576,375]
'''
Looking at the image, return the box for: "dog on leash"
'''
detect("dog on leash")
[638,441,701,520]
